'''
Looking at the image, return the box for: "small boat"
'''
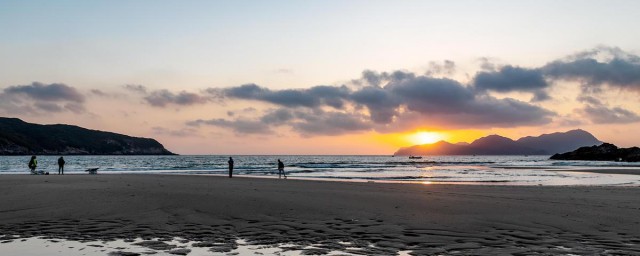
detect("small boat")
[409,156,422,159]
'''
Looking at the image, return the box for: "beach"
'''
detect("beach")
[0,174,639,255]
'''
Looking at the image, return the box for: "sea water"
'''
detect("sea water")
[1,155,639,186]
[0,236,409,256]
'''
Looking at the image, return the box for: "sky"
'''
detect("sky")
[1,0,640,154]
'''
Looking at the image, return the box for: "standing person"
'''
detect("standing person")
[228,157,234,178]
[58,156,65,175]
[28,155,37,174]
[277,159,286,179]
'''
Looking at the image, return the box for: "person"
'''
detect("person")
[228,157,234,178]
[58,156,66,175]
[277,159,286,179]
[28,155,37,174]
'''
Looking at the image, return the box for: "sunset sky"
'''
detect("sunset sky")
[1,0,640,154]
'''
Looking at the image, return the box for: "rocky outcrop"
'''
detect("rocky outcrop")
[550,143,640,162]
[0,117,175,155]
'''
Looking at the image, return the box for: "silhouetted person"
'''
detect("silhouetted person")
[28,155,37,174]
[277,159,286,179]
[228,157,234,178]
[58,156,65,175]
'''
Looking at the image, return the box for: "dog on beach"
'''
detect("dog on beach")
[85,168,99,174]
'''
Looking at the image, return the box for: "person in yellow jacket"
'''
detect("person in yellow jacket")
[28,155,37,174]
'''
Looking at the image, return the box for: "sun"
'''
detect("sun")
[412,131,444,145]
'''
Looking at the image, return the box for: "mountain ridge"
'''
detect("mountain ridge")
[395,129,601,156]
[0,117,175,155]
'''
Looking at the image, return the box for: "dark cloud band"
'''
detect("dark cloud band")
[0,82,86,115]
[4,82,85,102]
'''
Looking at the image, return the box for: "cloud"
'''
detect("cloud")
[64,103,85,114]
[225,75,557,130]
[425,60,456,76]
[226,107,259,117]
[451,96,554,126]
[123,84,148,94]
[350,86,401,124]
[151,127,201,137]
[0,93,32,115]
[352,70,416,87]
[390,77,474,113]
[186,118,275,135]
[122,84,219,107]
[261,108,372,136]
[290,110,372,136]
[13,46,629,137]
[542,46,640,92]
[359,70,383,87]
[0,103,37,115]
[576,95,640,124]
[473,65,550,101]
[3,82,85,102]
[222,83,351,109]
[189,108,372,136]
[576,95,602,105]
[224,84,315,107]
[89,89,125,99]
[0,82,86,115]
[90,89,107,97]
[144,90,211,107]
[477,57,498,71]
[579,105,640,124]
[465,47,640,101]
[383,77,554,129]
[200,72,555,136]
[260,108,295,124]
[34,102,63,112]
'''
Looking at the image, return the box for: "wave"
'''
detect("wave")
[298,175,514,183]
[2,155,639,186]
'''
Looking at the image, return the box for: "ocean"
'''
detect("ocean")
[1,155,639,186]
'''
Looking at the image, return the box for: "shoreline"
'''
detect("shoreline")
[1,174,639,254]
[550,168,640,176]
[3,170,640,187]
[4,171,640,187]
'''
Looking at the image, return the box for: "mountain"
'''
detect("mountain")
[550,143,640,162]
[516,129,601,155]
[468,135,546,155]
[394,130,601,156]
[0,117,175,155]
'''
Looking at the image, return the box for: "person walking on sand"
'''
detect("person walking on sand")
[28,155,37,174]
[277,159,286,179]
[228,157,234,178]
[58,156,66,175]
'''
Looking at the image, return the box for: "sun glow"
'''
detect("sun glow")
[412,131,444,145]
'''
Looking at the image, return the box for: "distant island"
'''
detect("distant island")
[0,117,175,155]
[394,129,601,156]
[550,143,640,162]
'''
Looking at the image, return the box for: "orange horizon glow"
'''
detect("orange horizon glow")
[371,130,490,152]
[410,131,445,145]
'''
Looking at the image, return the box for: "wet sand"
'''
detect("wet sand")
[552,168,640,176]
[0,174,639,255]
